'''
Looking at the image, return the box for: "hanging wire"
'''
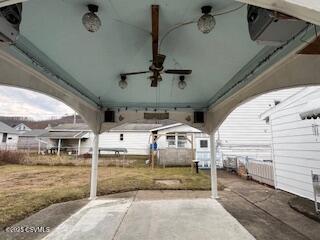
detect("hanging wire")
[159,3,246,50]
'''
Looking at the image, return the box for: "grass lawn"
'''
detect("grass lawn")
[0,163,220,229]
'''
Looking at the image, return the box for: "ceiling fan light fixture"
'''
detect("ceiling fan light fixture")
[119,76,128,89]
[198,5,215,34]
[82,4,101,33]
[178,76,187,90]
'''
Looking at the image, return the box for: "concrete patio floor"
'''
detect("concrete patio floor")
[41,193,254,240]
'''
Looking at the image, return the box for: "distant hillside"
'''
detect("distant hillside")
[0,115,84,129]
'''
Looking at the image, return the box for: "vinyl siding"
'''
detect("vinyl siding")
[217,88,300,161]
[99,131,150,155]
[269,86,320,200]
[0,133,19,150]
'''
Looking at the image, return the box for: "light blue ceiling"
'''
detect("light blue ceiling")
[18,0,264,109]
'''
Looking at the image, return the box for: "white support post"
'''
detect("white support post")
[57,139,61,156]
[77,138,81,156]
[89,133,99,200]
[210,132,218,199]
[175,133,178,148]
[38,138,41,155]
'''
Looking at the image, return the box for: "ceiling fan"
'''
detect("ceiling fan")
[120,5,192,87]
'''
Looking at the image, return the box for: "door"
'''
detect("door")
[195,138,211,169]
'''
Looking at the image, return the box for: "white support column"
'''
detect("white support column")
[77,138,81,156]
[210,132,218,199]
[175,133,178,148]
[38,138,41,155]
[89,133,99,200]
[57,139,61,156]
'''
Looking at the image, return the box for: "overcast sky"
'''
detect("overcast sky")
[0,86,75,120]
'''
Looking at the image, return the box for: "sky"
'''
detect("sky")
[0,86,75,120]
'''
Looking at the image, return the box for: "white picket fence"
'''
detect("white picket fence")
[247,160,274,186]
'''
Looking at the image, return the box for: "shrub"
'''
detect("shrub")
[0,151,25,165]
[82,153,92,159]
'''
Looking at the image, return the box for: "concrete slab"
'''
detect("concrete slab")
[42,199,133,240]
[114,199,255,240]
[41,197,254,240]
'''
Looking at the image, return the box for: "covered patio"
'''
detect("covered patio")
[0,0,319,202]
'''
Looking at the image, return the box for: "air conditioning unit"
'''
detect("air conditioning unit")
[247,5,308,46]
[0,3,22,43]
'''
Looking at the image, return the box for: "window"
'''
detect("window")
[120,134,124,141]
[177,135,186,148]
[177,141,186,148]
[2,133,7,143]
[166,134,175,148]
[200,140,208,148]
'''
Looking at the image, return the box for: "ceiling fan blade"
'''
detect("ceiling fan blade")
[164,69,192,75]
[120,71,150,77]
[151,5,159,66]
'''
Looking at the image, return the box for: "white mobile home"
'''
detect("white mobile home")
[0,121,19,150]
[99,123,162,155]
[261,87,320,201]
[99,122,210,157]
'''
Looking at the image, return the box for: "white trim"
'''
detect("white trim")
[210,132,218,199]
[150,123,183,132]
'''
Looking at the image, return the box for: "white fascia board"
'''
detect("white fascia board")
[149,123,183,132]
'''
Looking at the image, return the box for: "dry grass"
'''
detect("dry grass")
[0,151,25,165]
[0,163,221,229]
[20,153,148,167]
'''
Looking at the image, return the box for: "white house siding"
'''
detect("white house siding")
[217,88,301,161]
[0,133,19,150]
[267,87,320,201]
[99,131,150,155]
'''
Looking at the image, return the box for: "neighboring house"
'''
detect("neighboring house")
[100,122,210,153]
[217,88,301,161]
[17,129,49,151]
[260,86,320,201]
[99,123,162,155]
[13,123,32,133]
[40,123,92,155]
[0,121,19,150]
[152,123,211,167]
